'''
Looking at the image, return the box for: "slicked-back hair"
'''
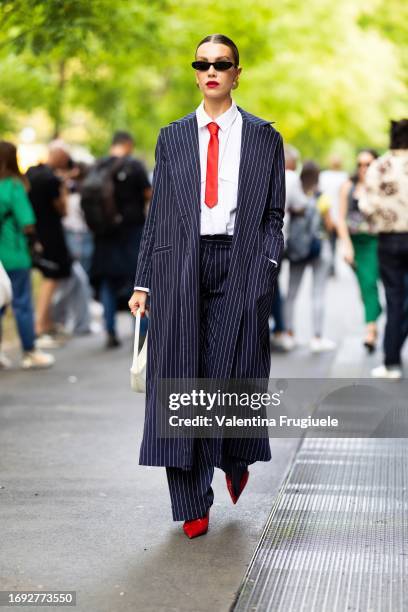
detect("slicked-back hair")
[195,34,240,67]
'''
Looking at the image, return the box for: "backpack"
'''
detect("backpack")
[80,158,125,236]
[286,192,322,263]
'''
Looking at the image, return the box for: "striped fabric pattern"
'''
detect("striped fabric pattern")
[134,106,286,469]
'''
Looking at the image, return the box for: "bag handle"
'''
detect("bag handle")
[132,308,148,367]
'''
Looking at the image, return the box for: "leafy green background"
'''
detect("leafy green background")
[1,0,407,166]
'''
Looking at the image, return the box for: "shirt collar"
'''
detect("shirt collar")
[195,99,238,132]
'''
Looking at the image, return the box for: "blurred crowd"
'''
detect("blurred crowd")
[0,119,407,378]
[0,130,151,368]
[272,118,408,378]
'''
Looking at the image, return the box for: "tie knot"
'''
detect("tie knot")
[207,122,219,136]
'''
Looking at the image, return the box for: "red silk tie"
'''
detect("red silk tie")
[205,122,219,207]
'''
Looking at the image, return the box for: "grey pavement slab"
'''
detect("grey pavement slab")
[1,257,404,612]
[0,324,304,612]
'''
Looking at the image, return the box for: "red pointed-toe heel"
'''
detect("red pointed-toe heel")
[226,469,249,504]
[182,509,210,539]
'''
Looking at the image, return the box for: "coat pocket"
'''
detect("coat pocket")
[153,244,173,254]
[262,254,279,269]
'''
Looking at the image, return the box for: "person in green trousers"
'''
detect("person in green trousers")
[337,149,381,352]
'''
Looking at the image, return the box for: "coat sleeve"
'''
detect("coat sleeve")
[263,132,286,265]
[133,130,166,290]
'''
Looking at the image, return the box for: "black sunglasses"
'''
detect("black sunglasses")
[191,60,235,71]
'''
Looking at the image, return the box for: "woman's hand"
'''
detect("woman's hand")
[342,240,355,266]
[128,290,148,317]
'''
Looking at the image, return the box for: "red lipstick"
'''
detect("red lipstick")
[206,81,219,88]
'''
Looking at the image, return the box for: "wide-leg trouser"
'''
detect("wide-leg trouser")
[166,235,248,521]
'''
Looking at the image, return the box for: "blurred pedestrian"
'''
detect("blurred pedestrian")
[319,154,348,276]
[0,141,54,368]
[62,161,94,276]
[128,34,285,538]
[359,119,408,379]
[285,160,336,352]
[52,158,93,336]
[26,141,73,348]
[337,149,381,352]
[270,144,308,351]
[0,260,13,368]
[86,131,151,348]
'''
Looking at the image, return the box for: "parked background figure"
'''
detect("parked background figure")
[337,149,381,352]
[285,160,337,352]
[0,140,54,369]
[359,119,408,379]
[89,130,151,348]
[26,141,73,349]
[319,154,348,276]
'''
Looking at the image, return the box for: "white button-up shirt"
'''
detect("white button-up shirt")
[196,98,242,235]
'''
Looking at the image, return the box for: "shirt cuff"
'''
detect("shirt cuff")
[134,286,150,293]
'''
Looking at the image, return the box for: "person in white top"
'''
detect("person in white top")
[128,34,285,539]
[319,154,348,275]
[270,144,307,352]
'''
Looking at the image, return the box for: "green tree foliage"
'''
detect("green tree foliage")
[0,0,406,164]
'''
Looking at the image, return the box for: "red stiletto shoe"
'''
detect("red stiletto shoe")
[226,469,249,504]
[182,509,210,539]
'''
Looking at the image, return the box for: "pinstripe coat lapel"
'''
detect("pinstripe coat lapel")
[165,112,201,240]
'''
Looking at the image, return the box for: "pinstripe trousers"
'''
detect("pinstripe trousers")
[166,235,248,521]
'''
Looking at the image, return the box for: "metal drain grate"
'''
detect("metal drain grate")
[232,438,408,612]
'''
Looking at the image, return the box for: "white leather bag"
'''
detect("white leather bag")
[130,309,148,393]
[0,261,12,309]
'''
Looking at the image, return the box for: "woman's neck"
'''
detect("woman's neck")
[203,96,233,119]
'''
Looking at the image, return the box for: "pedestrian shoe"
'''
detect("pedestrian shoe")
[371,365,402,380]
[35,333,63,350]
[89,320,103,334]
[0,351,12,369]
[310,336,336,353]
[21,349,55,370]
[182,509,210,539]
[105,333,122,349]
[226,469,250,505]
[51,324,72,339]
[270,333,296,352]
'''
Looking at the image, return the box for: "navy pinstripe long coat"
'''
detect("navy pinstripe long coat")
[134,106,286,468]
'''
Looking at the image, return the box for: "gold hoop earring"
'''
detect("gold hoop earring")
[232,81,239,89]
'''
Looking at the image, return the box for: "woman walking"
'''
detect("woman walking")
[337,149,381,352]
[284,161,336,352]
[0,141,54,369]
[128,34,285,538]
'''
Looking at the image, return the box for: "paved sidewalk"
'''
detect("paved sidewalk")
[0,324,304,612]
[1,258,405,611]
